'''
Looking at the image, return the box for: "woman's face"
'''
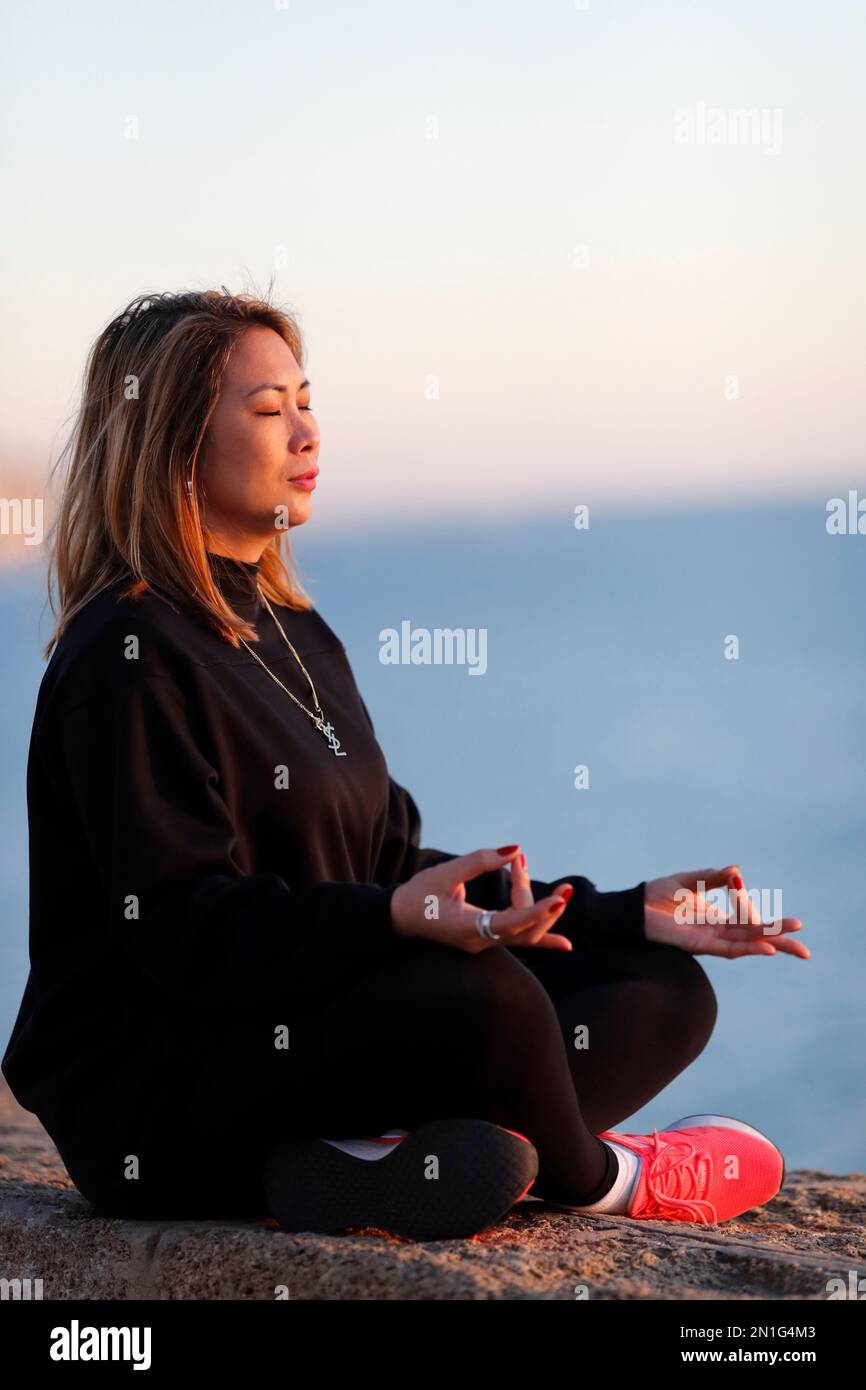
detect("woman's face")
[198,325,319,558]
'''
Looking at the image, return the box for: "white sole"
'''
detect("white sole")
[664,1113,775,1146]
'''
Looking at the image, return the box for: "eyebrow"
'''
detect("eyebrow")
[245,378,311,398]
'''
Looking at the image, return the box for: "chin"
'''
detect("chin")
[273,496,313,532]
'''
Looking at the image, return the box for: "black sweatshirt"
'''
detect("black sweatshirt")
[2,550,646,1136]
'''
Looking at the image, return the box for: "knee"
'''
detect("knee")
[451,942,559,1030]
[654,949,718,1053]
[681,952,718,1025]
[408,936,555,1023]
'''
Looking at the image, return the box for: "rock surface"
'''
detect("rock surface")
[1,1077,863,1300]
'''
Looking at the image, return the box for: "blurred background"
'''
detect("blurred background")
[1,0,864,1170]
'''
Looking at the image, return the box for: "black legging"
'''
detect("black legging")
[280,934,719,1205]
[76,930,718,1218]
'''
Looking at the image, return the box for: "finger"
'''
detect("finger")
[506,914,574,952]
[763,917,804,935]
[719,934,809,960]
[725,867,764,928]
[705,937,778,959]
[506,885,573,946]
[710,915,803,942]
[508,851,535,909]
[753,918,809,956]
[676,865,742,894]
[729,886,762,928]
[464,888,571,940]
[443,845,522,887]
[765,935,810,959]
[725,941,777,959]
[516,932,573,952]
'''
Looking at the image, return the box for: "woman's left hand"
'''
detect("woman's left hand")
[505,850,574,951]
[643,865,810,960]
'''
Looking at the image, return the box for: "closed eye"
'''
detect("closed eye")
[256,407,313,415]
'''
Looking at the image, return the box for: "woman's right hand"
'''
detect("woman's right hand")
[389,846,575,953]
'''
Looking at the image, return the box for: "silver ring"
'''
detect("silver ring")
[474,910,500,941]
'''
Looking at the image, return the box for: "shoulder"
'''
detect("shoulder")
[38,581,208,721]
[268,597,346,656]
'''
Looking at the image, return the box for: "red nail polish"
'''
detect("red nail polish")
[519,853,527,871]
[497,844,519,855]
[559,884,574,901]
[732,874,743,890]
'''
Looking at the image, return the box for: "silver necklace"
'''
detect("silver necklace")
[237,587,347,757]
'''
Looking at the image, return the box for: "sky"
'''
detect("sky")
[1,0,864,548]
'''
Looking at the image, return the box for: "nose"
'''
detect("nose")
[292,416,319,455]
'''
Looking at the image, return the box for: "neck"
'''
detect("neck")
[204,529,271,564]
[205,547,262,618]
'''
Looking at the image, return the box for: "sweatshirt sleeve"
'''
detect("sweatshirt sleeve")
[353,692,458,883]
[370,759,511,906]
[525,872,647,947]
[374,774,462,883]
[51,659,401,1007]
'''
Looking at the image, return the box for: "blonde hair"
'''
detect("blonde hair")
[42,286,315,660]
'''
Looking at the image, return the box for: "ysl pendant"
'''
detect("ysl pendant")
[245,588,349,758]
[319,719,347,757]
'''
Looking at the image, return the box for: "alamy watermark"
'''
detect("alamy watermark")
[0,497,43,546]
[379,622,487,676]
[826,490,866,535]
[1,1276,43,1299]
[675,882,783,935]
[50,1321,151,1369]
[674,102,784,156]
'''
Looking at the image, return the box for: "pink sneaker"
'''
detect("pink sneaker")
[592,1112,785,1225]
[660,1113,786,1195]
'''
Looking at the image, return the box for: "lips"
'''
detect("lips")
[291,466,318,489]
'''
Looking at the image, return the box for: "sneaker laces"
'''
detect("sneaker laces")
[631,1128,718,1224]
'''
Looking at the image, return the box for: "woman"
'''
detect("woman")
[2,289,809,1242]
